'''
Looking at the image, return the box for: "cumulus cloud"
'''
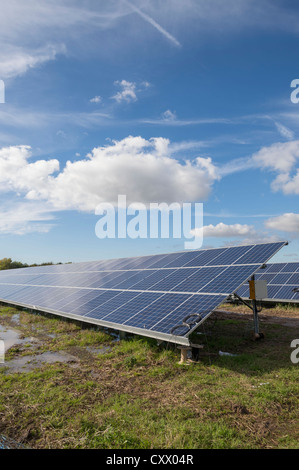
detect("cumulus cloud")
[111,80,151,104]
[0,145,59,194]
[250,141,299,195]
[191,223,256,239]
[162,110,177,121]
[190,222,284,245]
[251,141,299,174]
[265,213,299,234]
[0,137,219,215]
[112,80,137,104]
[90,96,102,103]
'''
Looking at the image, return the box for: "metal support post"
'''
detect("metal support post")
[251,275,264,340]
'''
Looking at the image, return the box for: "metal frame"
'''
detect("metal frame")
[235,296,299,304]
[0,298,191,346]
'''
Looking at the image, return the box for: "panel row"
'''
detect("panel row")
[0,283,227,337]
[0,242,286,277]
[0,263,261,295]
[236,261,299,302]
[237,283,299,302]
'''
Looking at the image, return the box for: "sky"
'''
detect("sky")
[0,0,299,264]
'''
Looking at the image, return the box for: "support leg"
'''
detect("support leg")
[119,330,127,340]
[177,347,191,364]
[252,298,264,340]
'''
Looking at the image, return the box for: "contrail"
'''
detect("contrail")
[124,0,181,48]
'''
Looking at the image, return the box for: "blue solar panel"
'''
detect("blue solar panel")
[184,248,227,267]
[233,242,285,265]
[146,268,198,292]
[236,260,299,303]
[122,293,190,330]
[153,294,227,334]
[280,263,299,273]
[258,273,276,283]
[207,245,253,266]
[0,241,287,344]
[127,269,176,291]
[201,265,261,294]
[96,292,163,325]
[174,267,225,293]
[270,273,293,285]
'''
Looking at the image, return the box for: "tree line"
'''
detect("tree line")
[0,258,67,271]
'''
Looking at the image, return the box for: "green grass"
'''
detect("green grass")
[0,305,298,449]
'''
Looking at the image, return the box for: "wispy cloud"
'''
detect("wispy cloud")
[274,121,294,140]
[142,116,232,126]
[0,44,66,79]
[0,201,56,235]
[124,0,181,48]
[0,105,112,129]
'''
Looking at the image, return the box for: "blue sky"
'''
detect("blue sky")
[0,0,299,264]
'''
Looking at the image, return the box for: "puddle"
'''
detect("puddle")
[11,314,21,326]
[86,345,112,355]
[30,324,57,339]
[102,328,120,342]
[0,324,38,352]
[0,351,79,374]
[219,350,238,357]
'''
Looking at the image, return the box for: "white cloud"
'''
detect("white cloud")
[274,122,294,141]
[56,130,67,138]
[191,222,283,245]
[162,110,177,121]
[0,137,219,214]
[251,140,299,194]
[1,0,299,83]
[251,141,299,174]
[111,80,151,104]
[112,80,138,104]
[0,145,59,195]
[191,223,256,239]
[265,213,299,234]
[142,116,232,126]
[90,96,102,104]
[124,0,181,48]
[0,105,112,129]
[222,140,299,194]
[0,201,56,235]
[0,44,66,79]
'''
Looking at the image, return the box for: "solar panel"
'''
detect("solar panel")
[236,261,299,303]
[0,241,287,345]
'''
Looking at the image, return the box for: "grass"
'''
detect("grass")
[0,304,298,449]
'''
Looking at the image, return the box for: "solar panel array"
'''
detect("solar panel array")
[237,262,299,303]
[0,242,287,345]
